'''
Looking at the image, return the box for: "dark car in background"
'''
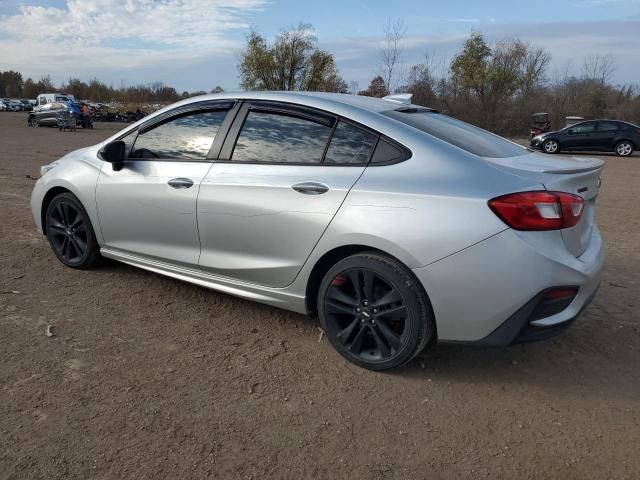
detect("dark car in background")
[530,120,639,156]
[28,102,78,127]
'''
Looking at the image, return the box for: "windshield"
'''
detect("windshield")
[384,109,528,158]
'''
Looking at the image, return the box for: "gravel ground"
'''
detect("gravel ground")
[1,112,639,479]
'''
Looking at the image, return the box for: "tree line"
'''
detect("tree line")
[0,71,223,105]
[239,24,640,136]
[2,22,639,136]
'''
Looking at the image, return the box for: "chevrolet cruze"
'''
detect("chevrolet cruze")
[31,92,604,370]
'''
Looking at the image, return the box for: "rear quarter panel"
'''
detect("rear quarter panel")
[311,140,539,270]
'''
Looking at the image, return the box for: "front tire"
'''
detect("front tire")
[542,139,560,154]
[615,141,634,157]
[317,252,435,371]
[45,193,101,269]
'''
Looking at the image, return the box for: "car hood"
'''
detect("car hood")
[535,129,564,139]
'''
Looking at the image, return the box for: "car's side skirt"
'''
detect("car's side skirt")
[100,247,307,314]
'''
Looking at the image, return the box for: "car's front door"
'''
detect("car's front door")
[563,121,597,150]
[96,102,233,267]
[197,101,379,287]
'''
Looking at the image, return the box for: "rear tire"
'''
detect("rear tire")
[45,193,101,269]
[615,140,634,157]
[317,252,435,371]
[542,139,560,154]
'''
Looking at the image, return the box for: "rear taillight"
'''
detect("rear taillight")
[488,191,584,231]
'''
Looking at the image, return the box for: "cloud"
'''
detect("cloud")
[0,0,265,83]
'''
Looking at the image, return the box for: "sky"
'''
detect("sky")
[0,0,639,92]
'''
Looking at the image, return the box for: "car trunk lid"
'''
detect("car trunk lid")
[486,153,604,257]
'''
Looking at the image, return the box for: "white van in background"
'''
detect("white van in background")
[35,93,76,110]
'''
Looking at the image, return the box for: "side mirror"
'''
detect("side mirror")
[100,141,126,171]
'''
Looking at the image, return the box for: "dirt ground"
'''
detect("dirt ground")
[1,111,639,479]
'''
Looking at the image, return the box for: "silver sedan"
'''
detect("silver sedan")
[31,92,604,370]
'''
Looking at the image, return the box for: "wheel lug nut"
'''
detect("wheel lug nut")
[373,308,378,314]
[356,307,361,312]
[360,318,365,324]
[363,301,368,306]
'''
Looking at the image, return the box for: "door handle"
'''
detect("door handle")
[291,181,329,195]
[168,178,194,189]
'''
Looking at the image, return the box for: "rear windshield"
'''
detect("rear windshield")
[384,109,528,158]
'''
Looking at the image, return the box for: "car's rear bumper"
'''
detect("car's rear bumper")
[412,226,604,345]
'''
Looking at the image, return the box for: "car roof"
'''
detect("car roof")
[184,91,402,114]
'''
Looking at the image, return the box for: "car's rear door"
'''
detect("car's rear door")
[197,101,378,287]
[96,101,234,267]
[593,121,620,150]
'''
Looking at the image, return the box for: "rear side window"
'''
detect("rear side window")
[371,138,405,164]
[384,110,527,158]
[232,111,331,164]
[324,121,377,164]
[598,121,619,132]
[130,110,228,160]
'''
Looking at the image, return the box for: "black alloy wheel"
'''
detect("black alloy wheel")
[318,252,434,370]
[45,193,100,269]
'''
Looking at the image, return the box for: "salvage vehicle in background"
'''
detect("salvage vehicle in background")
[28,102,78,127]
[530,119,639,156]
[31,92,604,370]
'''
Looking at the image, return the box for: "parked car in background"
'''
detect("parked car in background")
[31,92,604,370]
[20,100,34,111]
[2,99,22,111]
[531,120,639,156]
[28,102,77,127]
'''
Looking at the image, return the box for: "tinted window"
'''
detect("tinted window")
[233,110,331,163]
[384,110,527,158]
[324,121,377,164]
[598,121,619,132]
[371,138,405,164]
[130,110,228,160]
[570,122,596,134]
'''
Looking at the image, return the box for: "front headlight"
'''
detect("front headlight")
[40,162,58,177]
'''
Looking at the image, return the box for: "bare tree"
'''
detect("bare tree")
[379,18,407,93]
[582,54,616,86]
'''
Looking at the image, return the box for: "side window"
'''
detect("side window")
[598,121,619,132]
[232,110,331,163]
[371,138,405,164]
[130,110,228,160]
[571,122,596,134]
[324,121,377,165]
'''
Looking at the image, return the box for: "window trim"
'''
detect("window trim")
[111,100,237,163]
[219,101,337,165]
[217,100,411,167]
[108,98,412,167]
